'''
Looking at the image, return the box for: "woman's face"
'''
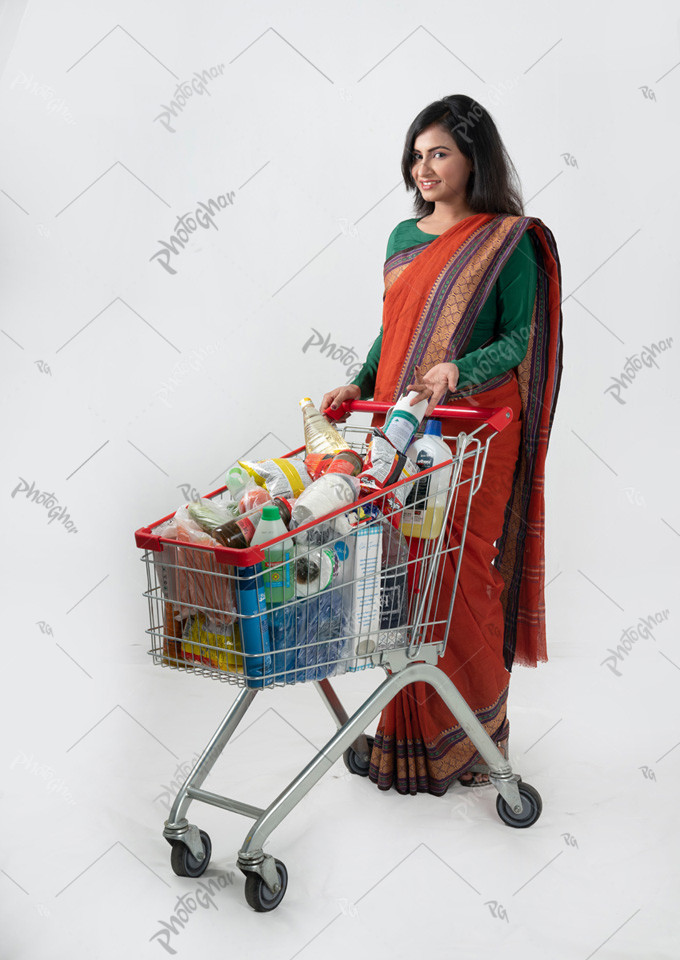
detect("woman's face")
[411,124,473,204]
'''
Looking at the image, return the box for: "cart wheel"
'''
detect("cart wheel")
[343,736,375,777]
[496,782,542,828]
[170,830,212,877]
[244,859,288,912]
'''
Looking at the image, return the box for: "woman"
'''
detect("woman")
[320,94,563,795]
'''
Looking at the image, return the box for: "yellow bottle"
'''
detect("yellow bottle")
[299,397,347,456]
[400,420,453,540]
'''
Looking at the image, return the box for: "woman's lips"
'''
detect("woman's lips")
[420,180,440,190]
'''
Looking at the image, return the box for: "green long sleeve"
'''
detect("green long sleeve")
[351,327,382,399]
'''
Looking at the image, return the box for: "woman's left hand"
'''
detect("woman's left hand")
[406,363,460,416]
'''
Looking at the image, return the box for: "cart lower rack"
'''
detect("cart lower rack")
[135,400,542,912]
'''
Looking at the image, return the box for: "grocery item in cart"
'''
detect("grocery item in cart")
[360,432,417,492]
[180,613,243,673]
[239,485,271,513]
[299,397,347,455]
[251,504,294,604]
[291,588,349,682]
[401,419,453,539]
[379,522,409,631]
[214,497,292,549]
[305,448,363,480]
[187,497,238,536]
[235,563,272,687]
[294,547,334,596]
[331,506,383,670]
[238,458,312,498]
[381,390,429,453]
[156,508,237,628]
[290,474,360,544]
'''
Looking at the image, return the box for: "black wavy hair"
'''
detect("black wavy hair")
[401,94,524,218]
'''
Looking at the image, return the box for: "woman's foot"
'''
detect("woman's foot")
[458,771,491,787]
[457,737,508,788]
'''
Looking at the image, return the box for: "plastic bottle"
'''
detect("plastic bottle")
[234,564,272,687]
[400,419,453,539]
[291,474,360,536]
[225,466,252,499]
[299,397,347,455]
[382,391,429,453]
[214,497,292,549]
[251,504,295,605]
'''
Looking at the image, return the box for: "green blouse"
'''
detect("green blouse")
[351,218,537,396]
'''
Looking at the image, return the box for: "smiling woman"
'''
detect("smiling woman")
[320,94,563,795]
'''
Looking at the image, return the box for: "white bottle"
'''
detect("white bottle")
[400,419,453,539]
[291,474,360,537]
[382,391,429,453]
[251,504,294,604]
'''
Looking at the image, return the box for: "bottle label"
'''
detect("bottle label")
[405,451,434,507]
[383,410,419,453]
[237,517,256,540]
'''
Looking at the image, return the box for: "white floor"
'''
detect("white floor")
[3,607,678,960]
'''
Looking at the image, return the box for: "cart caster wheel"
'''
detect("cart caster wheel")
[343,736,375,777]
[244,860,288,912]
[496,782,542,828]
[170,830,212,877]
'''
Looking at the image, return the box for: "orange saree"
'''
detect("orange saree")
[368,213,563,795]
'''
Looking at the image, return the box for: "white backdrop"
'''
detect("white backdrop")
[1,1,679,958]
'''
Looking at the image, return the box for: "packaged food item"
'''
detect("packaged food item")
[382,391,429,453]
[299,397,347,455]
[238,458,312,498]
[251,504,294,605]
[156,507,237,628]
[180,614,243,673]
[239,486,271,513]
[291,474,360,539]
[304,452,334,480]
[187,497,238,536]
[293,589,349,682]
[401,419,454,539]
[359,435,418,508]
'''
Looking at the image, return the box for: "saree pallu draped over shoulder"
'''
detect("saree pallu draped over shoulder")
[368,213,563,795]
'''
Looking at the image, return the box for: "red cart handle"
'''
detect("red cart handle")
[324,399,513,434]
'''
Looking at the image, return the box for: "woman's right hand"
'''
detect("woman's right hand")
[319,383,361,419]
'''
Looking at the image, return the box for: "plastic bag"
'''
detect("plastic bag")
[238,458,312,498]
[155,505,237,628]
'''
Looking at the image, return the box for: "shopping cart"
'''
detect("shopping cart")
[134,399,542,912]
